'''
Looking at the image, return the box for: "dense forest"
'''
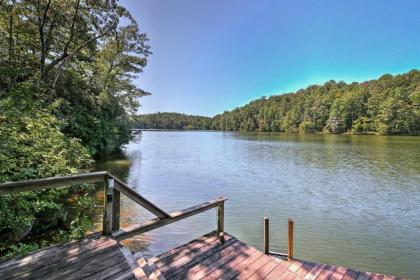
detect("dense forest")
[134,112,212,130]
[135,71,420,135]
[0,0,150,258]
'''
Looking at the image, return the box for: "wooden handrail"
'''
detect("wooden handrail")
[0,172,227,243]
[0,171,108,195]
[108,173,170,219]
[113,197,226,241]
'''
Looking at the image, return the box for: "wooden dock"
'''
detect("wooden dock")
[0,172,406,279]
[0,231,403,280]
[0,235,140,280]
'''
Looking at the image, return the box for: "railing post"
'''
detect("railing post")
[264,217,269,254]
[288,219,294,260]
[112,186,120,231]
[217,200,224,243]
[103,177,114,236]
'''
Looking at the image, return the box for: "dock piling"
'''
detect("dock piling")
[217,200,225,243]
[264,217,269,254]
[103,177,114,236]
[288,219,294,260]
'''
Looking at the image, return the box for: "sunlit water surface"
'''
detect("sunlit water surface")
[94,131,420,279]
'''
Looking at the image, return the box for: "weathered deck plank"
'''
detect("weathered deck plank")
[245,258,279,280]
[148,233,404,280]
[277,261,304,280]
[0,233,105,272]
[160,236,235,277]
[232,254,274,279]
[294,261,317,278]
[314,264,337,279]
[165,239,238,279]
[343,269,361,280]
[0,232,405,280]
[154,234,227,270]
[172,240,249,280]
[149,231,217,264]
[263,259,294,280]
[207,247,263,279]
[0,236,141,280]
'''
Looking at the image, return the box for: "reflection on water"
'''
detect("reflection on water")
[94,131,420,279]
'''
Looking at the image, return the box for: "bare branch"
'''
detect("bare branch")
[38,0,52,80]
[51,25,116,89]
[63,0,80,56]
[40,0,52,30]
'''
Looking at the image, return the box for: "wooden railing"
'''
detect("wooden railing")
[0,172,226,243]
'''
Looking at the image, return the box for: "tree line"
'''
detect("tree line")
[0,0,149,258]
[133,112,212,130]
[135,71,420,135]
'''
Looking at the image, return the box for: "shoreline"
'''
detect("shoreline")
[134,129,419,136]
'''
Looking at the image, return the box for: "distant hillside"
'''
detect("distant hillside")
[134,70,420,135]
[133,112,212,130]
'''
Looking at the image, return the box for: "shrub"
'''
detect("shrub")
[0,85,93,258]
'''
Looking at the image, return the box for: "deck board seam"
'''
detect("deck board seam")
[28,244,123,280]
[80,259,130,280]
[0,232,102,270]
[162,238,238,277]
[154,233,222,265]
[0,238,116,277]
[209,250,265,279]
[156,235,234,270]
[2,243,119,280]
[172,240,251,280]
[151,231,218,262]
[167,239,242,279]
[0,236,111,273]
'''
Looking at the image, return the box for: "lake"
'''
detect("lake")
[94,131,420,279]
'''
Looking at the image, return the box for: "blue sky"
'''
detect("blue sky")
[122,0,420,116]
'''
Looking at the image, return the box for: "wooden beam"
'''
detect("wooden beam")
[0,171,108,195]
[217,200,225,243]
[113,197,226,241]
[268,251,287,257]
[288,219,294,260]
[109,173,170,219]
[264,217,269,254]
[103,178,114,236]
[112,188,120,231]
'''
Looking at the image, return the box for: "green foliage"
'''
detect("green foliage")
[0,0,150,258]
[0,85,94,258]
[352,117,373,134]
[211,71,420,135]
[299,120,316,133]
[0,243,39,261]
[133,112,212,130]
[0,0,150,155]
[0,86,92,182]
[63,192,95,240]
[134,71,419,136]
[134,70,420,135]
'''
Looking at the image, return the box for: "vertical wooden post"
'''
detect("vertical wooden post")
[112,186,120,231]
[288,219,294,260]
[217,200,224,243]
[264,217,269,254]
[103,177,114,236]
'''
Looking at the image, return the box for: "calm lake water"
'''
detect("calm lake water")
[94,131,420,279]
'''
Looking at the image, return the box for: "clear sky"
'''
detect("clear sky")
[122,0,420,116]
